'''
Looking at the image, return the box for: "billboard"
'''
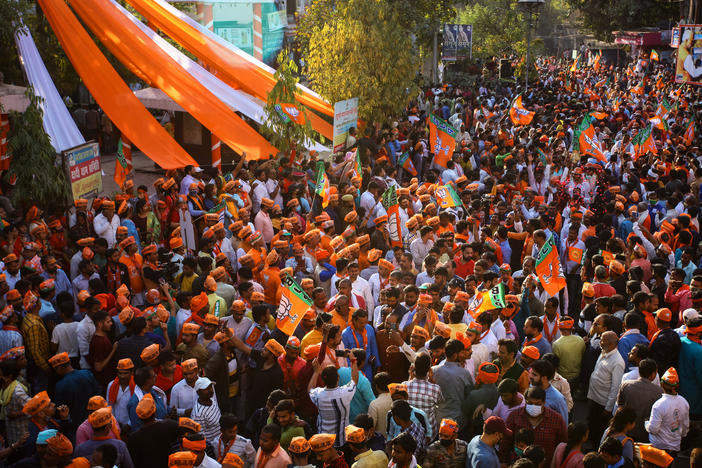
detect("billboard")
[671,27,680,48]
[442,24,472,61]
[63,141,102,201]
[675,25,702,85]
[332,97,359,154]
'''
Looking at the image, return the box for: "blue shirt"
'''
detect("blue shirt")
[545,384,569,424]
[466,434,500,468]
[338,367,375,424]
[341,324,380,378]
[678,337,702,415]
[617,331,649,371]
[54,369,102,432]
[127,390,168,431]
[38,299,55,320]
[41,269,73,300]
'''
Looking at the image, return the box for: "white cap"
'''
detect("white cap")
[193,377,214,392]
[682,308,700,322]
[193,167,204,173]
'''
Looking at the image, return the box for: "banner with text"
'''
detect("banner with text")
[333,97,359,153]
[64,141,102,201]
[442,24,472,61]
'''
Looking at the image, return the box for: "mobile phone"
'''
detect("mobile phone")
[389,323,398,332]
[334,349,348,357]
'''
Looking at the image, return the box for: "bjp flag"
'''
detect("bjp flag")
[276,273,313,336]
[428,114,458,168]
[509,95,535,126]
[650,49,659,61]
[632,124,657,158]
[315,161,330,208]
[601,250,614,265]
[574,114,606,163]
[474,283,508,314]
[381,185,403,248]
[535,235,566,297]
[398,152,417,176]
[435,184,463,209]
[275,103,306,125]
[114,138,129,189]
[683,119,695,146]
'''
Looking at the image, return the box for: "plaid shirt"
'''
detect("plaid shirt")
[21,313,50,372]
[501,407,567,466]
[405,378,443,436]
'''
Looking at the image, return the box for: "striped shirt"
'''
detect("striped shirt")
[309,381,357,445]
[192,399,222,443]
[213,434,256,467]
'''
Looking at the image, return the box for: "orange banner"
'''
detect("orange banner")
[37,0,196,169]
[124,0,334,140]
[70,0,278,161]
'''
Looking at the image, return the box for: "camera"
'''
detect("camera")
[156,248,179,282]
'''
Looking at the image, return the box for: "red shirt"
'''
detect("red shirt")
[454,254,474,280]
[155,365,183,401]
[501,407,566,466]
[592,282,616,298]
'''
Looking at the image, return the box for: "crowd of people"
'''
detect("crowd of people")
[0,51,700,468]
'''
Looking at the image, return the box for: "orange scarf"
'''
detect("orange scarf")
[108,376,135,405]
[524,333,543,347]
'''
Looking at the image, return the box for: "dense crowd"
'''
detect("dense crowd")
[0,52,700,468]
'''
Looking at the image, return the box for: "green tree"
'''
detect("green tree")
[262,50,319,154]
[566,0,677,41]
[456,0,526,60]
[303,0,419,122]
[7,90,71,211]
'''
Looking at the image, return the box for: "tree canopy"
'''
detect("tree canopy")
[566,0,678,40]
[301,0,420,122]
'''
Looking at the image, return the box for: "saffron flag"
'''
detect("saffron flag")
[632,124,657,158]
[435,184,463,209]
[481,106,495,119]
[428,114,458,168]
[601,250,614,265]
[0,114,10,171]
[573,114,606,162]
[683,119,696,146]
[114,138,129,189]
[275,103,306,125]
[509,95,535,126]
[473,282,508,315]
[630,80,645,95]
[650,49,659,61]
[315,161,330,208]
[398,152,417,176]
[655,99,671,119]
[276,273,312,336]
[570,56,578,73]
[534,234,566,297]
[593,51,602,71]
[381,185,403,248]
[590,112,608,120]
[567,246,583,264]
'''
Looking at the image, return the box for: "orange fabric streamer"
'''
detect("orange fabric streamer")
[124,0,334,139]
[37,0,196,169]
[70,0,278,161]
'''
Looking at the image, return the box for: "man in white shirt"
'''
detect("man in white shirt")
[77,297,99,369]
[308,350,359,446]
[347,262,374,314]
[646,367,689,453]
[93,201,120,248]
[587,331,625,444]
[106,358,136,426]
[250,169,270,214]
[410,227,435,271]
[179,165,201,195]
[171,359,209,417]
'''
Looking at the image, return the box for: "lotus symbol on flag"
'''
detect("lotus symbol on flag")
[284,105,300,118]
[434,135,450,154]
[277,294,298,323]
[436,188,447,198]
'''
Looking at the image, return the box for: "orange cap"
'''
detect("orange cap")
[87,395,108,410]
[136,393,156,419]
[639,445,674,467]
[190,292,209,314]
[288,437,311,454]
[168,451,197,467]
[181,358,198,373]
[222,453,245,468]
[661,367,679,386]
[179,417,201,433]
[264,339,285,357]
[48,352,70,368]
[140,344,160,363]
[88,407,113,428]
[46,432,73,457]
[344,425,365,443]
[116,358,134,370]
[521,346,540,360]
[439,418,459,438]
[22,390,50,416]
[309,434,336,452]
[388,383,408,396]
[477,362,500,384]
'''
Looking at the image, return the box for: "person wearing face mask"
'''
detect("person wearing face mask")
[467,416,511,468]
[500,387,567,466]
[424,418,467,468]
